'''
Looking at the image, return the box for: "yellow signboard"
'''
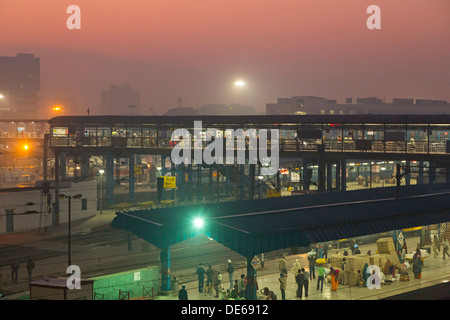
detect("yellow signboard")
[267,190,281,198]
[163,176,176,189]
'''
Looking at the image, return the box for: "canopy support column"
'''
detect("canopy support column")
[160,245,171,292]
[245,255,257,300]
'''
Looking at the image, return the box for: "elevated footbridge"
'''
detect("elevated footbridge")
[47,114,450,211]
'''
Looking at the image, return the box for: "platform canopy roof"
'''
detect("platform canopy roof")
[111,183,450,257]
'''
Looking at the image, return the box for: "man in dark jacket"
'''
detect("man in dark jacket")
[11,259,20,284]
[196,263,205,293]
[295,269,304,298]
[302,268,309,297]
[26,258,35,281]
[178,285,188,300]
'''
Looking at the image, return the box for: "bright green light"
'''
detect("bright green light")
[194,218,204,228]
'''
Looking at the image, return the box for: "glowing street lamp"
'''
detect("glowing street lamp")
[258,175,264,199]
[234,80,245,87]
[234,80,246,105]
[193,217,204,229]
[52,105,63,112]
[99,169,104,214]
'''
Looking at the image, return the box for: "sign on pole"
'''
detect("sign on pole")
[397,232,404,246]
[163,176,176,189]
[251,255,260,270]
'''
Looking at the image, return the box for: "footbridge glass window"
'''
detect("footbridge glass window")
[385,124,407,152]
[97,127,111,147]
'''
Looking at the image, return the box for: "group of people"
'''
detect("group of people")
[10,258,35,284]
[278,255,312,299]
[188,259,246,300]
[183,236,449,301]
[432,236,450,259]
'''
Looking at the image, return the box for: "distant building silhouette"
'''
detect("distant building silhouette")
[0,53,40,117]
[266,95,450,115]
[164,106,198,116]
[163,103,257,116]
[101,84,140,115]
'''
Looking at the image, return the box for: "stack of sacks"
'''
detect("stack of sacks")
[330,254,344,269]
[376,238,401,268]
[345,254,370,286]
[329,238,403,287]
[376,237,396,253]
[347,269,361,287]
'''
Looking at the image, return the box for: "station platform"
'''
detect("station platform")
[0,209,449,300]
[154,235,450,301]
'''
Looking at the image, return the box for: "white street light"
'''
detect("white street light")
[99,170,104,214]
[258,176,264,199]
[194,217,204,228]
[234,80,246,105]
[234,80,245,87]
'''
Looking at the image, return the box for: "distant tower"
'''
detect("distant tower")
[178,95,182,108]
[0,53,40,117]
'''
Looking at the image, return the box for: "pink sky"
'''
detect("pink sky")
[1,0,449,114]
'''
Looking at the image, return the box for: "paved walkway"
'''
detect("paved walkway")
[0,210,449,300]
[158,239,450,301]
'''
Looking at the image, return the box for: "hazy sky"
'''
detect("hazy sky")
[1,0,449,115]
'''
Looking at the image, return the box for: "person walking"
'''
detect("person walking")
[323,243,329,260]
[26,258,35,282]
[315,264,325,292]
[432,235,440,258]
[330,267,339,292]
[302,268,309,297]
[412,249,423,279]
[307,249,316,280]
[178,284,188,300]
[233,280,239,295]
[11,259,20,284]
[226,259,234,289]
[443,237,449,260]
[196,263,206,293]
[278,272,288,300]
[217,271,223,294]
[213,270,223,297]
[279,255,287,274]
[295,269,304,298]
[205,265,214,294]
[238,274,245,298]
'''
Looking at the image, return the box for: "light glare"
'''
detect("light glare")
[194,218,204,228]
[234,80,245,87]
